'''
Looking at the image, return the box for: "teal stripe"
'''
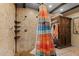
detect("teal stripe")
[38,19,49,23]
[37,30,51,34]
[36,51,44,56]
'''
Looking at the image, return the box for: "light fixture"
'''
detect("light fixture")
[60,8,64,12]
[48,5,52,8]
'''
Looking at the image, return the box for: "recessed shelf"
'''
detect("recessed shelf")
[15,25,21,28]
[15,21,21,24]
[14,36,21,39]
[14,30,20,33]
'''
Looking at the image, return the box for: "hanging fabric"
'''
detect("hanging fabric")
[35,4,56,56]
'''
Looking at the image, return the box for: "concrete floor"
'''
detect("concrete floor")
[56,46,79,56]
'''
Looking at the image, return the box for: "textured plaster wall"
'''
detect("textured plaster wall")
[67,13,79,47]
[0,4,15,55]
[16,8,38,52]
[64,7,79,47]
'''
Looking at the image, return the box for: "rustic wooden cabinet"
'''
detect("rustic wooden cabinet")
[51,16,71,49]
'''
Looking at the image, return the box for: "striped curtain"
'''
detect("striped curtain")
[35,4,56,56]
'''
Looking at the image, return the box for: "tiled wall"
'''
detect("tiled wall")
[0,4,15,55]
[16,8,38,53]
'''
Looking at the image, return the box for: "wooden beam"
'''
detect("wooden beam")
[23,3,26,8]
[50,3,66,13]
[62,5,79,14]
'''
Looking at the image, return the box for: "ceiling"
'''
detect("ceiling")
[16,3,79,14]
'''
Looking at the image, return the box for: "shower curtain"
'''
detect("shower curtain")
[35,4,56,56]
